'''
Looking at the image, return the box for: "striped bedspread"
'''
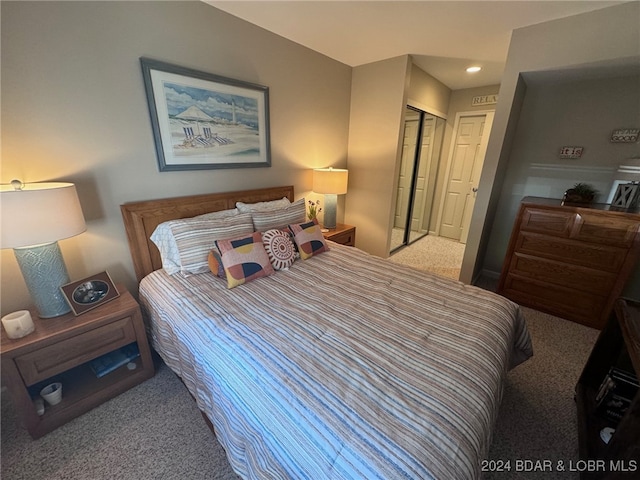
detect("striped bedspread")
[139,242,532,480]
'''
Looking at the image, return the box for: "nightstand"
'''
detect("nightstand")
[322,223,356,246]
[0,285,154,439]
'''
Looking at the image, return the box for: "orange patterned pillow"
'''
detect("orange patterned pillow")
[215,232,275,289]
[288,219,329,260]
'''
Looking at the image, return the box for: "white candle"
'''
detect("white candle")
[1,310,35,339]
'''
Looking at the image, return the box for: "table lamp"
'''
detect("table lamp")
[1,180,86,318]
[313,168,348,229]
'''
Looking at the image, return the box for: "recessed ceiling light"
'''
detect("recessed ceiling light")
[466,66,482,73]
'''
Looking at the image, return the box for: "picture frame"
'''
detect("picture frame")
[140,58,271,171]
[61,271,120,316]
[611,183,640,209]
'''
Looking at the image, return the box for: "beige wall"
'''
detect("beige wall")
[407,64,451,118]
[344,56,411,257]
[346,59,465,257]
[1,1,352,314]
[483,74,640,297]
[461,1,640,286]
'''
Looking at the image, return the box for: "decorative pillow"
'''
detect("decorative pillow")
[150,208,241,274]
[288,219,329,260]
[251,198,306,232]
[168,213,255,275]
[236,197,290,213]
[216,232,275,289]
[262,229,296,270]
[207,248,226,279]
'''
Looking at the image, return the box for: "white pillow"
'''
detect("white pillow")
[198,208,240,220]
[251,198,306,232]
[236,197,290,213]
[150,209,248,275]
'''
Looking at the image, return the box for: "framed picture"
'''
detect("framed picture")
[61,271,120,316]
[140,58,271,171]
[611,183,640,209]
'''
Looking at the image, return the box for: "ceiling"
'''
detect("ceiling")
[207,1,627,90]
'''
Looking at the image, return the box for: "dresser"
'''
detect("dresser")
[497,198,640,329]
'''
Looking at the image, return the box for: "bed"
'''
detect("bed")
[121,185,532,480]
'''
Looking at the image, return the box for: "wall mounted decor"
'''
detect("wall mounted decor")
[140,58,271,171]
[610,128,639,143]
[559,146,584,159]
[471,94,498,106]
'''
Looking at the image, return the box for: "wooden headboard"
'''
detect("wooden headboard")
[120,185,295,282]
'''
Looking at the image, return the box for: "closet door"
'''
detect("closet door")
[392,107,446,253]
[392,107,420,252]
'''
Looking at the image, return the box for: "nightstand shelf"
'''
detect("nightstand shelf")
[322,223,356,246]
[575,298,640,478]
[1,285,154,439]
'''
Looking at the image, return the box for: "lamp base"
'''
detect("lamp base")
[323,193,338,230]
[14,242,71,318]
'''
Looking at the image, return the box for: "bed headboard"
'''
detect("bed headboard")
[120,185,295,282]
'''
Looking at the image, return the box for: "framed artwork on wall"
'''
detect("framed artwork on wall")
[140,58,271,171]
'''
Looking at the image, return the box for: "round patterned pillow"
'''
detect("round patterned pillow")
[262,229,296,270]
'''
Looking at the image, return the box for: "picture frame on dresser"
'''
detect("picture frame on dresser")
[140,57,271,171]
[611,183,640,209]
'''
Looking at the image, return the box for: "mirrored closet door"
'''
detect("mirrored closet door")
[391,106,446,253]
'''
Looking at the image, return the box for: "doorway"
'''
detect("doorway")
[391,106,446,253]
[437,111,494,244]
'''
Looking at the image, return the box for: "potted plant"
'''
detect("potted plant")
[563,182,598,204]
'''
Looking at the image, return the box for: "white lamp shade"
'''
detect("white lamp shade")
[313,168,348,194]
[1,182,86,248]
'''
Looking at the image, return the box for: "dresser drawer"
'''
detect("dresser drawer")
[15,316,136,386]
[508,253,617,295]
[515,231,628,272]
[571,212,640,248]
[501,274,608,328]
[520,207,576,238]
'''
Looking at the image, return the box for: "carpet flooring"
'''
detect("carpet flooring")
[1,241,600,479]
[389,234,465,281]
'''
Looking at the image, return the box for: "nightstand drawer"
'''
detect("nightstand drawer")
[329,230,355,246]
[323,224,356,246]
[15,316,136,386]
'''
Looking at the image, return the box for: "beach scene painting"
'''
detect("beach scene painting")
[141,58,271,171]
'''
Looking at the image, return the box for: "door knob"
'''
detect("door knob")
[472,187,478,193]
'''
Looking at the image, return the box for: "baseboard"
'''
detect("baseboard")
[480,269,501,280]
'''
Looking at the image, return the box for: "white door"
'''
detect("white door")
[439,112,494,243]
